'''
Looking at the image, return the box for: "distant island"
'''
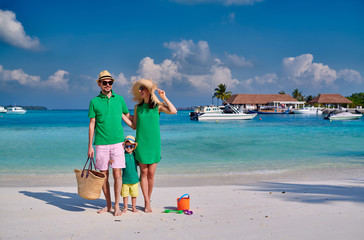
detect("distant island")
[4,105,48,110]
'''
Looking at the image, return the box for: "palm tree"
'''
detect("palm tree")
[305,95,315,103]
[279,90,286,94]
[292,89,304,101]
[213,84,232,105]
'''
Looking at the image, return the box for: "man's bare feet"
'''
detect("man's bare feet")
[97,206,112,214]
[114,207,123,216]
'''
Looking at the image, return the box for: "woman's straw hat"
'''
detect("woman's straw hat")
[97,70,114,82]
[131,79,162,105]
[124,135,138,149]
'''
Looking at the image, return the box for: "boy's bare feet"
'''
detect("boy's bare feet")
[97,206,112,214]
[122,208,127,214]
[132,207,138,213]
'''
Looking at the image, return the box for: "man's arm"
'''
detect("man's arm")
[88,118,95,158]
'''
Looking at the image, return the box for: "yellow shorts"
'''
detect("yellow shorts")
[121,183,139,198]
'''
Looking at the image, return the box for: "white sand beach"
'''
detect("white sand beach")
[1,176,364,240]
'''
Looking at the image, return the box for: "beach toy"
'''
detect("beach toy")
[177,194,190,211]
[183,210,193,215]
[163,209,184,214]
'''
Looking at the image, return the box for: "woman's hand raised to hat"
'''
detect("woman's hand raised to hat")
[157,89,167,100]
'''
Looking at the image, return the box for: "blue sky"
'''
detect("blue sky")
[0,0,363,109]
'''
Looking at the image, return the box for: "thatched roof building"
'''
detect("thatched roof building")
[226,94,304,109]
[308,94,352,105]
[227,94,297,104]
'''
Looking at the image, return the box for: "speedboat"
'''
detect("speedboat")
[293,107,323,114]
[6,106,27,114]
[325,111,362,120]
[189,104,257,121]
[249,106,289,114]
[0,106,7,113]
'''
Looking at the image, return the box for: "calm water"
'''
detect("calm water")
[0,110,363,177]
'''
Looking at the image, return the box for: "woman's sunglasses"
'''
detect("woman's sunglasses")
[125,145,135,149]
[139,86,146,91]
[102,81,113,86]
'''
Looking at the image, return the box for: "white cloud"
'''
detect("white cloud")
[135,57,181,86]
[45,70,69,90]
[0,10,40,50]
[170,0,262,6]
[0,65,69,90]
[163,39,211,64]
[114,72,129,86]
[225,53,253,67]
[338,69,362,84]
[282,54,337,87]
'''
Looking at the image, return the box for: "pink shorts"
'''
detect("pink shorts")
[95,142,125,171]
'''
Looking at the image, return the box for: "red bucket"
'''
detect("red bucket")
[177,194,190,211]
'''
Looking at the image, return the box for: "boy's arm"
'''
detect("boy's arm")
[122,114,136,130]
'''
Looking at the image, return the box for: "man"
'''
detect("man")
[88,70,133,216]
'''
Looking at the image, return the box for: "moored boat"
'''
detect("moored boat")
[0,106,7,113]
[249,106,289,114]
[190,104,257,121]
[293,106,323,114]
[6,106,27,114]
[324,111,362,120]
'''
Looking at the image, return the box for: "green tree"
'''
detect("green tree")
[213,84,232,105]
[292,89,305,101]
[305,95,315,103]
[279,90,285,94]
[347,92,364,107]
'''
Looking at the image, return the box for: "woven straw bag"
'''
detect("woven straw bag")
[74,157,106,200]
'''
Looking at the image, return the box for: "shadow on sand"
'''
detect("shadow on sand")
[19,190,106,212]
[246,180,364,204]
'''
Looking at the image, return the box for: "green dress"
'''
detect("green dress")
[135,103,161,164]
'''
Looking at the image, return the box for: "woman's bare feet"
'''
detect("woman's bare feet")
[97,206,112,214]
[144,202,152,213]
[114,207,123,216]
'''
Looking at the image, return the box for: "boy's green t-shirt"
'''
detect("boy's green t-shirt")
[122,153,139,184]
[88,91,129,145]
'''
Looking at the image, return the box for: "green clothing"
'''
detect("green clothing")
[122,153,139,184]
[88,90,129,145]
[135,103,161,164]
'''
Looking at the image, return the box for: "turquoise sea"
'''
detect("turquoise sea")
[0,110,363,179]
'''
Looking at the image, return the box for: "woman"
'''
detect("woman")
[131,79,177,213]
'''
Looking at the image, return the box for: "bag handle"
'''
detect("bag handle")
[178,194,189,202]
[81,157,96,178]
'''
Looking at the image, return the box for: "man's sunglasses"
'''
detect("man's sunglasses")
[102,81,113,86]
[125,145,135,149]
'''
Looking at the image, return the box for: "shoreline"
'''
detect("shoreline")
[1,166,364,188]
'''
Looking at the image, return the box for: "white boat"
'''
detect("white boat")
[325,111,362,120]
[293,106,323,115]
[6,106,27,114]
[0,106,7,113]
[189,104,257,121]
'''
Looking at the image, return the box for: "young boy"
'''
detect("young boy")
[121,135,139,213]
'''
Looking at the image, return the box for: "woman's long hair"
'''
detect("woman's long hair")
[138,95,158,109]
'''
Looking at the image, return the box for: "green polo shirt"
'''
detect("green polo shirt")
[88,90,129,145]
[122,152,139,184]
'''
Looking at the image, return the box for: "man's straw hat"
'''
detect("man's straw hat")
[131,79,162,105]
[97,70,114,82]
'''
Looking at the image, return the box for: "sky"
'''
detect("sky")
[0,0,363,109]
